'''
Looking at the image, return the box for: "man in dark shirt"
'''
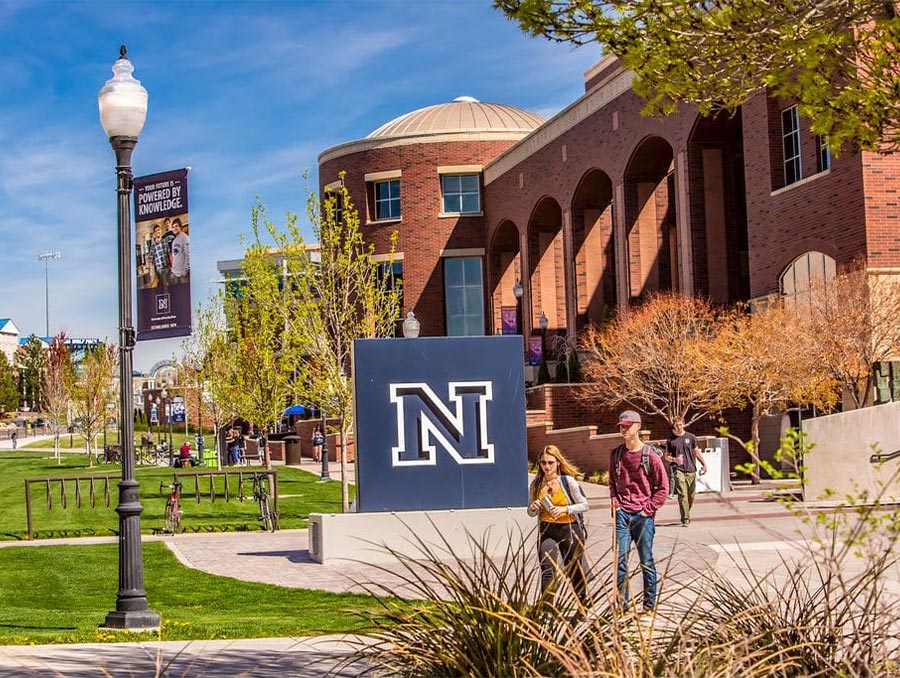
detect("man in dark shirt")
[665,416,708,526]
[609,410,669,614]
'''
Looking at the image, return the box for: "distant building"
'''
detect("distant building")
[0,319,21,363]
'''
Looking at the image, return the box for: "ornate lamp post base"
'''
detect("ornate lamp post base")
[102,609,161,631]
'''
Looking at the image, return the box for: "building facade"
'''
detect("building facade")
[318,57,900,347]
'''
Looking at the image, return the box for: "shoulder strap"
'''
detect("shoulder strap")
[641,444,660,491]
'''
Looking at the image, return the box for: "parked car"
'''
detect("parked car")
[34,418,47,427]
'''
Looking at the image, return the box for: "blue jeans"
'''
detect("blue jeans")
[616,508,658,610]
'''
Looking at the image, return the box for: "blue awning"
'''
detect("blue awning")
[283,405,307,416]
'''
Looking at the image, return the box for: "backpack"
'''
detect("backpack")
[558,474,588,539]
[612,443,662,492]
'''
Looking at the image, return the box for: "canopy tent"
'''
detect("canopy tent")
[283,405,307,416]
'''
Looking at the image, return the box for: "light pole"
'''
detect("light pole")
[161,387,173,464]
[539,310,549,360]
[319,410,331,481]
[98,45,159,631]
[38,250,60,338]
[513,280,524,335]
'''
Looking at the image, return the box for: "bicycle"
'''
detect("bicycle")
[252,473,278,532]
[161,479,183,534]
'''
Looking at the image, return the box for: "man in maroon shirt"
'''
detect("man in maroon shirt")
[609,410,669,614]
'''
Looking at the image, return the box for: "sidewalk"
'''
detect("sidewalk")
[0,484,864,676]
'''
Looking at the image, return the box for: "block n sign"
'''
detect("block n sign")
[353,336,528,512]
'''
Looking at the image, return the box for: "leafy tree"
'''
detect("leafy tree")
[0,353,17,413]
[15,335,46,411]
[801,260,900,410]
[221,207,303,468]
[274,176,402,512]
[71,343,117,467]
[181,293,239,465]
[580,292,718,427]
[496,0,900,151]
[697,299,838,483]
[43,333,75,464]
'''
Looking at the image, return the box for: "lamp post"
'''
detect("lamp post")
[513,280,524,335]
[161,387,173,464]
[539,310,549,360]
[319,410,330,481]
[402,311,420,338]
[38,251,61,338]
[98,46,159,631]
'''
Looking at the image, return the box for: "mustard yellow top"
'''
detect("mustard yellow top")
[537,484,576,524]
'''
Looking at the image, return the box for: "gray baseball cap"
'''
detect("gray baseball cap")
[617,410,642,427]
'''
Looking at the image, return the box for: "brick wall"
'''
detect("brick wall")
[526,383,756,471]
[741,92,868,297]
[320,139,520,337]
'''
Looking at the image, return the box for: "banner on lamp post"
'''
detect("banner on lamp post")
[528,336,543,366]
[134,168,192,341]
[500,306,518,335]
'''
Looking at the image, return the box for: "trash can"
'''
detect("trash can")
[283,435,301,465]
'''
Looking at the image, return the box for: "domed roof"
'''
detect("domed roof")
[366,97,545,140]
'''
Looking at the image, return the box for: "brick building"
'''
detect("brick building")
[319,56,900,345]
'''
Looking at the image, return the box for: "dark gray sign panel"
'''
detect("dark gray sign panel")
[353,336,528,512]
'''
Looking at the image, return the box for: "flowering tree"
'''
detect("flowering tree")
[278,178,401,512]
[71,343,117,467]
[697,299,838,482]
[580,292,718,427]
[801,261,900,409]
[42,333,75,464]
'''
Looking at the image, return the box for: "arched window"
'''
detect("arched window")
[780,251,836,306]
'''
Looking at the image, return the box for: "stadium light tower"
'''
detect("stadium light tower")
[38,250,60,337]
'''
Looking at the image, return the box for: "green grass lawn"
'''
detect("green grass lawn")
[0,451,352,540]
[0,542,389,645]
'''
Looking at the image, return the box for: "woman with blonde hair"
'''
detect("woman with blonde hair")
[528,444,590,604]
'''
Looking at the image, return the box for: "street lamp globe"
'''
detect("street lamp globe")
[402,311,421,338]
[98,46,148,139]
[513,280,524,300]
[539,311,549,331]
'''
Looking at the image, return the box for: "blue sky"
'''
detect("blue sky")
[0,1,598,371]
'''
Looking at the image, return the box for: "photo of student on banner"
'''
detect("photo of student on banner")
[133,167,193,341]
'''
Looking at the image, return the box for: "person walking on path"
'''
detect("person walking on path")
[527,444,591,607]
[609,410,669,614]
[10,429,17,449]
[311,425,324,463]
[665,417,707,526]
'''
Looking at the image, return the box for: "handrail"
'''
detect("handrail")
[869,449,900,464]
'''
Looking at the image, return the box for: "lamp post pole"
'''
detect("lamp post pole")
[99,46,159,631]
[513,280,524,336]
[319,410,330,481]
[539,311,549,360]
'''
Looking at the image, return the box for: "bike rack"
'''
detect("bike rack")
[169,469,279,523]
[24,475,117,540]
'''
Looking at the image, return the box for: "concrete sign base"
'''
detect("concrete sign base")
[309,507,534,565]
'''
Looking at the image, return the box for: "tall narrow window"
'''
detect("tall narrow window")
[781,105,802,186]
[378,260,404,335]
[441,174,480,214]
[816,135,831,173]
[374,179,401,220]
[444,257,484,336]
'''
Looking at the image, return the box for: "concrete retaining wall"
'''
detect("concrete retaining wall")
[803,401,900,502]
